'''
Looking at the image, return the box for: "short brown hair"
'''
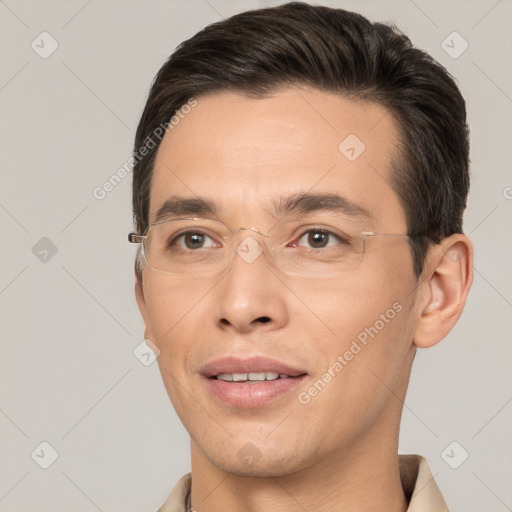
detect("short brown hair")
[132,1,470,281]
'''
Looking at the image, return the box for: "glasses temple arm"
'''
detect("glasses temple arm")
[128,233,146,244]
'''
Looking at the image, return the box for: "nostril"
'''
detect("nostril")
[218,316,271,327]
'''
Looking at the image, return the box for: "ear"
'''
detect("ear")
[135,276,153,342]
[413,234,473,348]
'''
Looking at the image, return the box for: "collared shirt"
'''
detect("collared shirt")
[157,453,449,512]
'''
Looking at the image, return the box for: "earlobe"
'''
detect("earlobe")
[413,234,473,349]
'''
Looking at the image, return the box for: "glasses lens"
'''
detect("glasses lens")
[144,218,232,275]
[268,219,365,277]
[143,217,367,277]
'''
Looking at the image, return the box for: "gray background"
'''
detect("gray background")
[0,0,511,510]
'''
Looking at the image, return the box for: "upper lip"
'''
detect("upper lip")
[201,356,308,378]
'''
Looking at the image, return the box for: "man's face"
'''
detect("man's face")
[136,87,422,476]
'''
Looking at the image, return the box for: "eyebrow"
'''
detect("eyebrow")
[153,196,220,224]
[152,192,371,224]
[269,191,371,220]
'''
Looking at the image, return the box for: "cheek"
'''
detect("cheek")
[142,273,212,346]
[297,290,414,443]
[308,257,412,338]
[305,262,416,394]
[142,275,207,422]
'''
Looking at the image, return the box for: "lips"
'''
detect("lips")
[200,356,308,408]
[201,356,307,379]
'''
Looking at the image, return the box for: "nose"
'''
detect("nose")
[212,231,289,334]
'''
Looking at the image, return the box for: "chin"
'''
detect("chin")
[202,444,312,478]
[213,459,305,478]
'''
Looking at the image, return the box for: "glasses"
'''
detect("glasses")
[128,216,411,278]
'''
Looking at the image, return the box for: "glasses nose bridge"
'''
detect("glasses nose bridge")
[228,225,272,239]
[226,225,274,265]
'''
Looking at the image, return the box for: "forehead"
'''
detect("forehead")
[150,86,406,230]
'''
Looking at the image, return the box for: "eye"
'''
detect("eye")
[296,229,348,249]
[171,231,219,250]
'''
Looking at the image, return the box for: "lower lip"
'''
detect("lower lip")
[205,375,307,408]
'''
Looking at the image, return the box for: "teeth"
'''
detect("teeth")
[248,372,266,381]
[216,372,288,382]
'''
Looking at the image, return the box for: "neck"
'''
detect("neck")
[189,411,408,512]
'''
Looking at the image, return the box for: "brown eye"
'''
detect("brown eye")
[183,233,206,249]
[297,229,344,249]
[308,231,329,248]
[171,231,217,250]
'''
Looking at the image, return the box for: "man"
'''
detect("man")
[128,3,473,510]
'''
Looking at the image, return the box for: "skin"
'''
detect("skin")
[135,86,473,512]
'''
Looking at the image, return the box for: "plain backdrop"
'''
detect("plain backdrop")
[0,0,511,511]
